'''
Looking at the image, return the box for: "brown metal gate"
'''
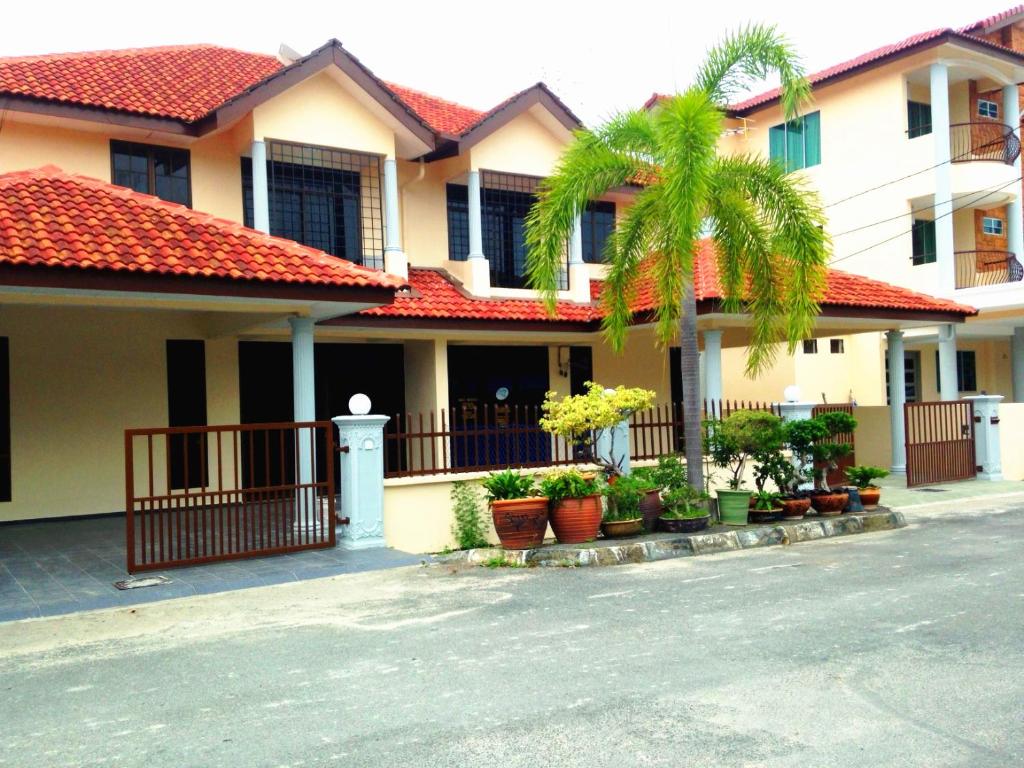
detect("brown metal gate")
[904,401,976,488]
[812,403,856,487]
[125,421,337,572]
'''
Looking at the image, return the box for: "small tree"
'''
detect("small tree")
[539,382,654,477]
[810,411,857,491]
[704,410,784,490]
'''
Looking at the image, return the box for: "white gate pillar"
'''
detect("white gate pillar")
[964,395,1004,481]
[334,396,389,549]
[887,330,907,474]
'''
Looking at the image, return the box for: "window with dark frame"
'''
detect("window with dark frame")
[912,219,937,265]
[241,141,384,269]
[935,349,978,392]
[0,338,9,502]
[830,339,845,354]
[446,184,469,261]
[111,140,191,206]
[166,340,208,490]
[978,99,999,119]
[582,201,616,263]
[768,111,821,172]
[803,339,818,354]
[907,101,932,138]
[982,216,1004,236]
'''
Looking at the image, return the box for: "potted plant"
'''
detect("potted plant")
[808,410,858,516]
[749,490,783,523]
[845,466,889,510]
[539,468,602,544]
[755,448,807,520]
[634,454,688,531]
[627,465,664,532]
[704,410,784,526]
[601,473,646,538]
[658,485,711,533]
[481,470,548,550]
[539,382,655,478]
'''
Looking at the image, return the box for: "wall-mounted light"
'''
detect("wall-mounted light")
[557,346,570,378]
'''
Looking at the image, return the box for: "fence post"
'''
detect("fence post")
[334,401,390,549]
[963,395,1004,481]
[595,416,631,475]
[775,387,816,490]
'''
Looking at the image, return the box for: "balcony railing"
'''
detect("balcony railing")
[950,122,1021,165]
[954,250,1024,289]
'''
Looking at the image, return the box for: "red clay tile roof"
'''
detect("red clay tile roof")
[963,4,1024,32]
[0,45,282,122]
[384,82,487,135]
[0,166,404,292]
[355,241,973,326]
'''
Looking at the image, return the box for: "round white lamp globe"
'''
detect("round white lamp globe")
[348,393,372,416]
[783,385,801,403]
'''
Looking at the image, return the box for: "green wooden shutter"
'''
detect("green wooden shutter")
[786,119,804,172]
[769,125,787,168]
[803,112,821,167]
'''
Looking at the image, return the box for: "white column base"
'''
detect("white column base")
[568,262,591,303]
[337,534,387,551]
[467,257,491,298]
[384,248,409,281]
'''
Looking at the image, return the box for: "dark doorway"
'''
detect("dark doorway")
[569,346,593,396]
[447,345,550,468]
[238,341,406,485]
[166,340,208,490]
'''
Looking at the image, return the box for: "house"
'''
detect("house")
[678,5,1024,406]
[0,38,977,555]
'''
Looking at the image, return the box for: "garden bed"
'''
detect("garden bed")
[438,508,905,568]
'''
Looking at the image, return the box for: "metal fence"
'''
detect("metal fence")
[629,399,782,461]
[124,421,337,572]
[904,401,976,488]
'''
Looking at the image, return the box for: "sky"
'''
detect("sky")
[0,0,1016,124]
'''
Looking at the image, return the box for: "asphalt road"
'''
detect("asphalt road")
[1,500,1022,767]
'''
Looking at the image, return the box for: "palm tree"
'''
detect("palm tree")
[525,25,829,491]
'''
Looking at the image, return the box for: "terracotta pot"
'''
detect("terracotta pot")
[549,495,603,544]
[810,492,849,516]
[601,518,644,538]
[859,487,881,510]
[749,507,782,524]
[658,515,710,533]
[491,497,549,550]
[639,489,662,531]
[779,497,811,520]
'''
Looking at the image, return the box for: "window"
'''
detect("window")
[803,339,818,354]
[886,351,921,404]
[582,201,616,263]
[978,99,999,119]
[982,216,1004,236]
[907,101,932,138]
[830,339,845,354]
[912,219,937,265]
[935,349,978,392]
[241,141,384,269]
[111,140,191,206]
[166,340,208,490]
[446,184,470,261]
[769,111,821,172]
[0,338,9,502]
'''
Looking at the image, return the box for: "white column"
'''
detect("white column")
[567,213,591,303]
[382,158,408,280]
[930,64,955,295]
[334,412,389,549]
[703,330,724,403]
[251,140,270,234]
[466,170,490,297]
[964,395,1004,481]
[290,316,317,531]
[1004,84,1023,269]
[937,324,958,401]
[887,330,907,474]
[1013,327,1024,403]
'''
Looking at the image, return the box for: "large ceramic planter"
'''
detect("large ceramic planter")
[717,489,752,526]
[601,518,643,538]
[491,497,549,550]
[779,497,811,521]
[810,492,848,516]
[549,494,603,544]
[859,487,881,510]
[749,507,782,524]
[658,515,710,533]
[639,489,662,532]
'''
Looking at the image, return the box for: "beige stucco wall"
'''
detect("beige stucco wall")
[468,111,567,177]
[852,406,893,469]
[591,327,671,401]
[721,344,795,402]
[905,338,1013,401]
[998,403,1024,480]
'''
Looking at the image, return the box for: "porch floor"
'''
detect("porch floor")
[0,515,421,622]
[875,475,1024,508]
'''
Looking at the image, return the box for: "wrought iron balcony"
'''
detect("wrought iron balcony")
[950,122,1021,165]
[954,250,1024,289]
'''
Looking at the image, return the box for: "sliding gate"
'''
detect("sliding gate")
[904,401,976,488]
[125,421,337,572]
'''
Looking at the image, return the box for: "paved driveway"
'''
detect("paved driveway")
[1,499,1022,767]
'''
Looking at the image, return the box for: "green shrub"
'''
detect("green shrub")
[635,454,688,492]
[602,474,647,521]
[539,468,600,503]
[845,465,889,489]
[704,410,785,489]
[752,490,782,510]
[661,485,710,519]
[481,469,537,501]
[450,481,490,550]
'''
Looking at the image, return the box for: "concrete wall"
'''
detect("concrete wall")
[998,402,1024,481]
[852,406,893,470]
[905,338,1013,401]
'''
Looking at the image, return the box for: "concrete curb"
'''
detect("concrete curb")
[440,509,907,569]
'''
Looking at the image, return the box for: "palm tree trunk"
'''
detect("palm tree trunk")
[678,281,704,493]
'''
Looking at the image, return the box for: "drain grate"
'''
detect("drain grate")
[911,488,949,493]
[114,575,171,590]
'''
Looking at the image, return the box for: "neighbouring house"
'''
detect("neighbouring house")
[0,37,981,555]
[650,5,1024,407]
